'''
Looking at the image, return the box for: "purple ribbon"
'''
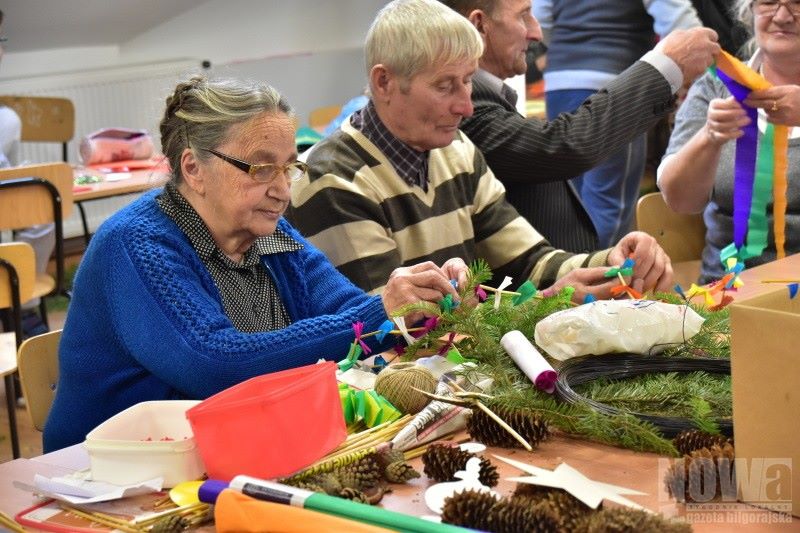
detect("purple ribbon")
[437,332,457,356]
[716,69,759,250]
[411,316,439,339]
[475,285,487,302]
[352,321,372,356]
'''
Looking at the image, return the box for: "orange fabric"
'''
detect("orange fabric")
[214,490,394,533]
[773,125,789,259]
[715,50,771,91]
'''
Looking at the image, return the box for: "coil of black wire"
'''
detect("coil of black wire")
[554,354,732,438]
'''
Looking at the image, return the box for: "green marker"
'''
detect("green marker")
[198,476,473,533]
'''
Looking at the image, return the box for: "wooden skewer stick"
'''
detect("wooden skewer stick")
[478,284,521,296]
[472,400,532,451]
[761,279,800,283]
[60,506,142,533]
[411,387,533,451]
[430,378,533,451]
[359,327,427,339]
[0,511,27,533]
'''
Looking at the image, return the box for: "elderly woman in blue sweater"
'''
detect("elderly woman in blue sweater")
[43,76,466,452]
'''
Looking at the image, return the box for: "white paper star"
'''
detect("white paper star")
[493,454,648,510]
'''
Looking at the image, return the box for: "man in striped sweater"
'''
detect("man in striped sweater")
[288,0,672,302]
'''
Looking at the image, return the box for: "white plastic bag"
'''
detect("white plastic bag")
[534,300,704,361]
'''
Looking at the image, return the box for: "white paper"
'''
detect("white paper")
[393,316,417,345]
[415,354,459,378]
[336,366,377,390]
[424,457,500,514]
[494,276,513,310]
[500,330,557,393]
[32,473,163,504]
[105,172,132,182]
[459,442,487,454]
[493,454,647,510]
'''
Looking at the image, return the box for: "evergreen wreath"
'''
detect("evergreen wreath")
[391,260,733,456]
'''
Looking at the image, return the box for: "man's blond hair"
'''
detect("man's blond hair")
[365,0,483,88]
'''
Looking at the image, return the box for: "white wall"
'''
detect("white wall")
[0,0,386,136]
[0,0,384,81]
[0,0,386,238]
[119,0,384,68]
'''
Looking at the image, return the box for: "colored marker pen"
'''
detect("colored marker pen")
[199,476,473,533]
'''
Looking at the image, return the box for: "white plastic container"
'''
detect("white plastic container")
[84,400,205,487]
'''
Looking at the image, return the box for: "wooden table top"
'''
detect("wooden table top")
[72,163,169,202]
[2,256,799,531]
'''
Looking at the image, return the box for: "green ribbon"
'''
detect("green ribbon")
[742,122,775,260]
[512,280,537,305]
[339,384,402,427]
[337,342,363,372]
[445,347,476,364]
[440,293,454,313]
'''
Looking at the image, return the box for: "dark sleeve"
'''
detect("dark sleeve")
[462,61,675,184]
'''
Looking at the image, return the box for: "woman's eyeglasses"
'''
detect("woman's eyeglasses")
[203,148,308,184]
[752,0,800,17]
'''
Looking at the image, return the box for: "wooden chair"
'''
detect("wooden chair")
[636,191,706,287]
[17,329,61,432]
[0,242,37,458]
[0,163,74,326]
[308,104,342,132]
[0,96,75,162]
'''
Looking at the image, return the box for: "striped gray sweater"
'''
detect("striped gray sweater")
[288,120,610,294]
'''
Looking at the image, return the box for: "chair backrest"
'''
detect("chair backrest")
[0,162,74,227]
[17,329,61,431]
[0,242,36,310]
[0,162,74,297]
[636,192,706,263]
[308,105,342,130]
[0,96,75,162]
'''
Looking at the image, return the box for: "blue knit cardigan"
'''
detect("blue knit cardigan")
[44,189,390,452]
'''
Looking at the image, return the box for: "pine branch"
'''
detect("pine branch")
[689,397,722,435]
[392,269,730,455]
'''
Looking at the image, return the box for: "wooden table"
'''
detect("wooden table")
[72,165,169,245]
[2,256,799,531]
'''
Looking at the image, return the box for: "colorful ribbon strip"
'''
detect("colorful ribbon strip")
[713,51,789,262]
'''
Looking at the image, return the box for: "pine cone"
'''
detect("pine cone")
[335,454,383,490]
[385,461,421,483]
[664,443,736,503]
[673,429,731,456]
[376,447,407,468]
[422,443,499,486]
[582,507,691,533]
[362,484,388,505]
[285,478,326,494]
[316,473,343,495]
[149,514,189,533]
[441,489,498,530]
[512,482,560,502]
[467,404,549,449]
[534,490,595,532]
[489,497,559,533]
[337,486,369,504]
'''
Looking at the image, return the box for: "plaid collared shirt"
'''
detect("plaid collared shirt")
[156,182,301,333]
[351,100,429,191]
